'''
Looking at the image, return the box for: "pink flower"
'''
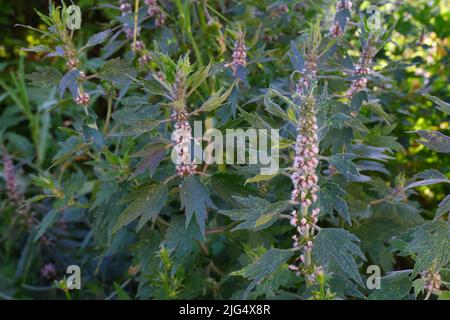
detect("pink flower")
[2,148,22,205]
[171,110,197,177]
[75,89,90,106]
[225,31,247,77]
[41,263,57,280]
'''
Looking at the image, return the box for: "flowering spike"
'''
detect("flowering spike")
[346,38,376,98]
[225,31,247,77]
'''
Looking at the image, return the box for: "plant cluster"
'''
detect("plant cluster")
[0,0,448,300]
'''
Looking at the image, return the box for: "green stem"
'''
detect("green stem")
[103,94,113,135]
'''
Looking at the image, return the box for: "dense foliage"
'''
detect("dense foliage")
[0,0,449,300]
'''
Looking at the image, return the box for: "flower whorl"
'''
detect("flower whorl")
[346,39,376,98]
[421,269,442,296]
[145,0,166,27]
[336,0,352,11]
[2,148,23,206]
[171,70,197,177]
[225,32,247,77]
[75,88,90,106]
[329,0,352,38]
[171,109,197,177]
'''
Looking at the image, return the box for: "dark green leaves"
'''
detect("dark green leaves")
[52,136,85,166]
[99,58,137,84]
[391,221,449,276]
[416,130,450,153]
[318,181,351,225]
[436,195,450,220]
[219,196,290,231]
[112,183,168,233]
[354,202,423,271]
[424,94,450,115]
[59,69,80,98]
[326,153,360,180]
[130,142,168,178]
[404,169,450,191]
[26,67,62,87]
[162,215,202,265]
[180,176,216,237]
[34,209,59,241]
[83,29,112,48]
[198,85,234,112]
[289,41,304,72]
[231,248,294,299]
[368,271,413,300]
[313,228,366,285]
[349,91,368,113]
[186,62,211,97]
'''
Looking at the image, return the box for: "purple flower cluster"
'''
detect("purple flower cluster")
[62,40,89,106]
[2,148,22,206]
[41,263,57,280]
[329,0,352,38]
[421,269,442,296]
[346,41,376,97]
[119,0,138,40]
[171,109,197,177]
[145,0,166,27]
[336,0,352,11]
[225,32,247,76]
[75,88,90,107]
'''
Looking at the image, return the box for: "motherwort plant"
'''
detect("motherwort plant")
[329,0,352,38]
[288,24,323,285]
[346,34,377,98]
[9,0,448,301]
[225,30,247,80]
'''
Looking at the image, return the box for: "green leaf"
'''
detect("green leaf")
[416,130,450,153]
[26,67,62,87]
[52,136,85,167]
[34,209,59,242]
[238,107,273,130]
[349,91,368,113]
[219,196,290,231]
[180,176,216,237]
[245,173,277,184]
[112,183,168,234]
[119,119,161,137]
[162,215,202,265]
[354,202,423,271]
[436,195,450,220]
[84,29,112,48]
[210,172,258,208]
[268,88,298,109]
[424,94,450,115]
[99,58,137,84]
[187,62,211,97]
[198,85,233,112]
[263,93,296,125]
[313,228,366,286]
[318,181,351,225]
[58,69,79,98]
[404,169,450,191]
[130,142,168,178]
[142,75,172,98]
[390,221,449,277]
[327,113,352,129]
[368,271,412,300]
[327,153,360,180]
[231,248,294,299]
